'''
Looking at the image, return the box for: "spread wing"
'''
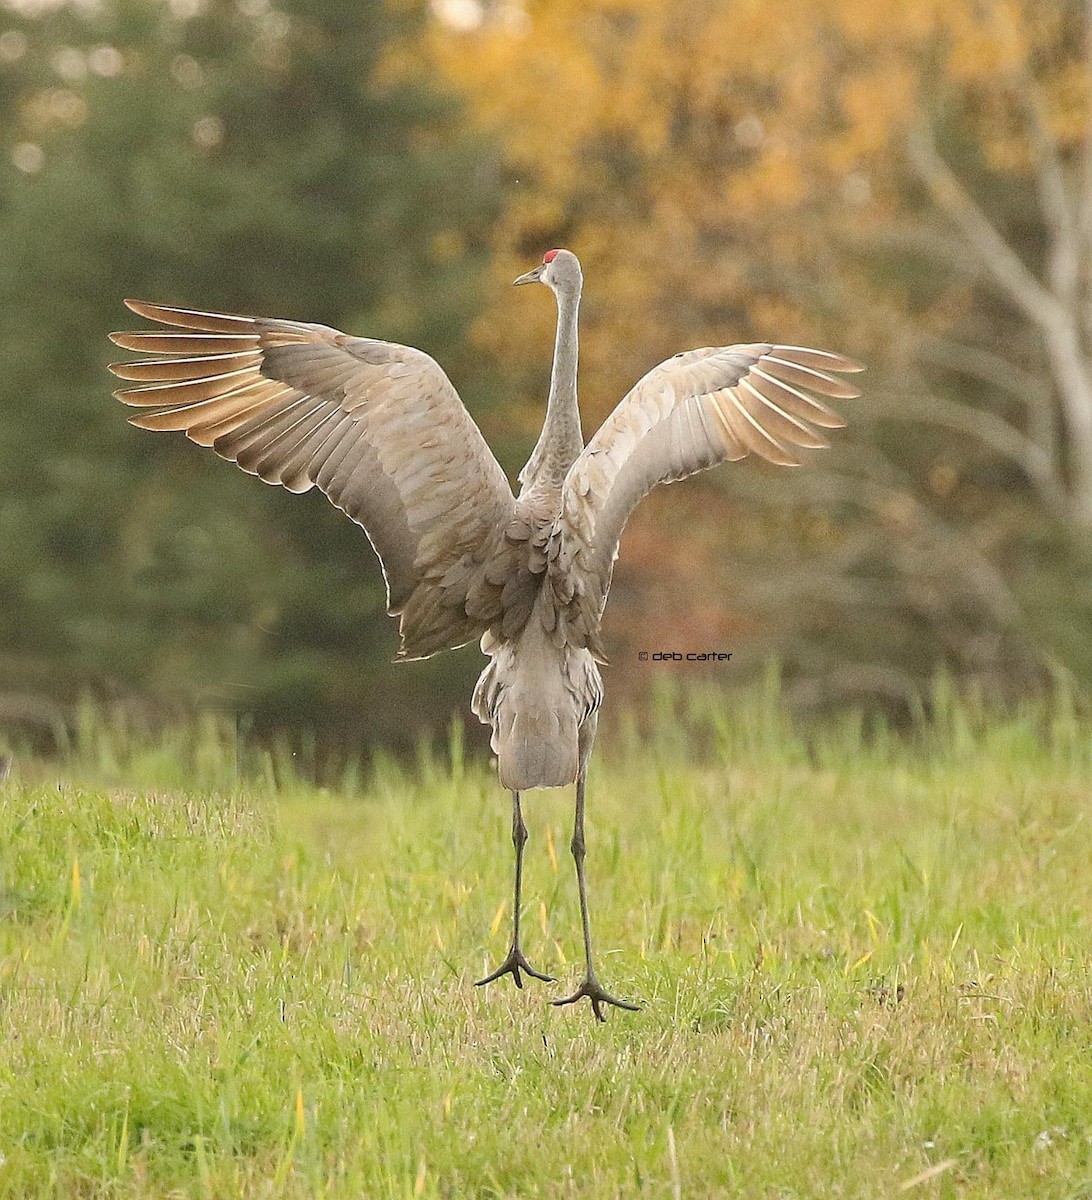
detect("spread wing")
[109,300,516,660]
[557,343,863,645]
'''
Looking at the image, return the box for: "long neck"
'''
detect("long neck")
[520,283,583,490]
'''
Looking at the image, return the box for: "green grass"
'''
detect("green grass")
[1,686,1090,1197]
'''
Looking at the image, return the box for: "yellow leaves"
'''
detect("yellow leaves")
[984,131,1033,175]
[834,65,917,166]
[429,230,466,266]
[429,0,1086,433]
[835,0,948,47]
[431,0,855,358]
[429,6,602,190]
[747,297,816,347]
[1046,61,1092,149]
[929,3,1088,176]
[372,39,423,92]
[727,143,809,215]
[942,0,1035,82]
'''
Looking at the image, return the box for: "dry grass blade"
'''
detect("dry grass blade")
[898,1159,959,1191]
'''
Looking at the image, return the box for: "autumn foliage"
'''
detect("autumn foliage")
[429,0,1092,707]
[1,0,1091,751]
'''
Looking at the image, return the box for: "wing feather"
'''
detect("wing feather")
[109,300,515,658]
[750,367,846,428]
[737,377,830,449]
[108,353,263,382]
[113,368,261,407]
[109,332,259,355]
[559,342,861,646]
[122,299,259,332]
[761,354,861,399]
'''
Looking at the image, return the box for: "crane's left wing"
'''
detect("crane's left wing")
[109,300,517,660]
[556,343,863,648]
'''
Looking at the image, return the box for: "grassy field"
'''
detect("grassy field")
[0,685,1090,1197]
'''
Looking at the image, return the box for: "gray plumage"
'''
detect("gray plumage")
[108,248,862,1020]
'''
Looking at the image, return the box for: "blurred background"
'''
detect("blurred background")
[2,0,1090,761]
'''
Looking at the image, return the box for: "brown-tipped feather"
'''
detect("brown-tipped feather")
[268,411,347,494]
[771,345,866,374]
[108,352,263,382]
[750,368,846,428]
[109,331,260,354]
[123,299,255,333]
[126,387,279,434]
[762,355,862,399]
[187,393,294,445]
[242,405,331,481]
[228,400,323,469]
[114,367,260,407]
[737,377,829,450]
[709,390,801,466]
[186,383,294,442]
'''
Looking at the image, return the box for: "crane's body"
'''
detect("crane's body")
[473,255,598,792]
[109,248,862,1020]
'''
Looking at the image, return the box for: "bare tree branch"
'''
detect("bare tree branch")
[792,459,1023,623]
[1080,0,1092,250]
[868,383,1066,513]
[863,219,988,276]
[990,5,1080,302]
[1039,319,1092,521]
[908,124,1065,331]
[918,333,1053,406]
[911,111,1092,524]
[1079,0,1092,345]
[1018,87,1080,301]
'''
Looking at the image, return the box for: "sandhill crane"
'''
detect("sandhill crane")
[108,249,862,1021]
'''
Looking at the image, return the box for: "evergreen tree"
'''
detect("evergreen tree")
[0,0,501,748]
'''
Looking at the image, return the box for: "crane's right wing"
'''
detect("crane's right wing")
[110,300,517,660]
[557,343,863,648]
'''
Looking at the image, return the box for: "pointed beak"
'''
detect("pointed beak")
[513,264,545,286]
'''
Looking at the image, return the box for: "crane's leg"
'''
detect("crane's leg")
[475,791,555,989]
[552,767,640,1022]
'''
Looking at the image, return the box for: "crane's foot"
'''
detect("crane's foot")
[551,973,640,1023]
[475,944,555,990]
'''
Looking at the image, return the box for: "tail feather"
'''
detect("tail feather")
[471,607,600,792]
[493,705,578,792]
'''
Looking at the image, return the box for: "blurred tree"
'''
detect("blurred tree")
[431,0,1092,711]
[0,0,502,748]
[3,0,1090,752]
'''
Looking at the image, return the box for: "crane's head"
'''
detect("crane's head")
[513,248,582,295]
